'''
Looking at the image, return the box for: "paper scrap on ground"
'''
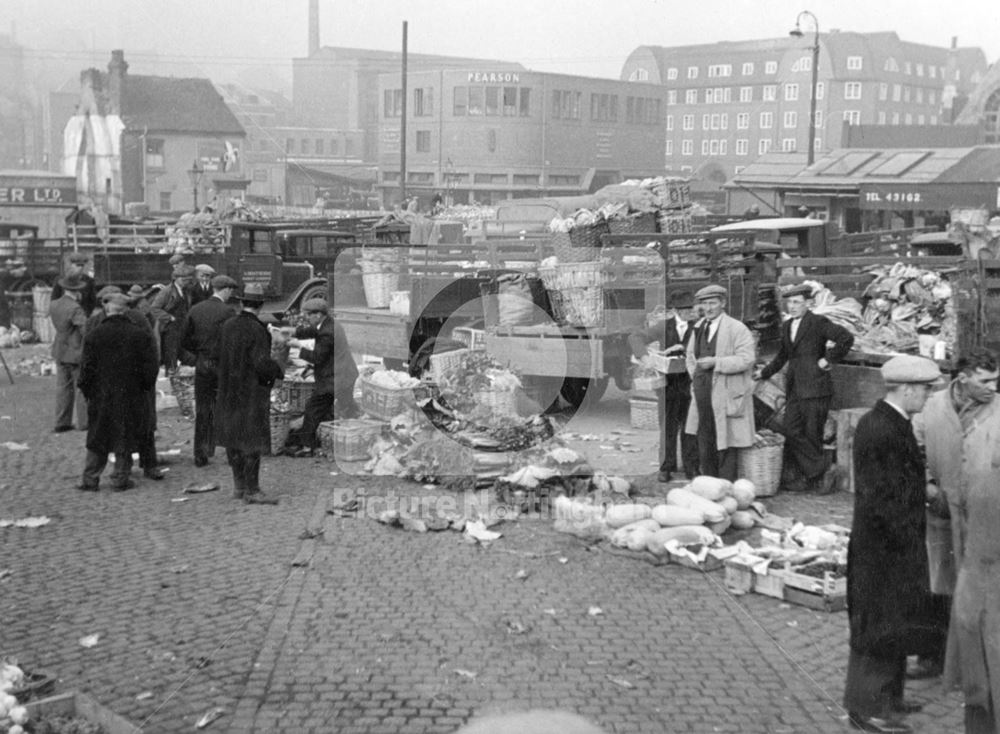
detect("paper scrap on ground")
[454,669,478,680]
[79,633,100,647]
[1,442,29,451]
[195,707,227,729]
[464,519,501,543]
[0,516,51,529]
[183,482,220,494]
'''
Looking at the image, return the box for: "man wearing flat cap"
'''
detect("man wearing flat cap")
[684,284,756,481]
[151,264,195,415]
[213,283,284,504]
[180,274,237,466]
[755,283,854,494]
[83,285,123,337]
[284,298,360,457]
[48,275,90,432]
[51,252,98,316]
[844,354,943,733]
[190,264,216,306]
[629,289,700,482]
[76,293,159,491]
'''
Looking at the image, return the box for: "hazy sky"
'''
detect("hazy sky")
[5,0,999,86]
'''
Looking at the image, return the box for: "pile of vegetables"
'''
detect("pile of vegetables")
[437,351,521,420]
[0,326,24,349]
[0,661,29,733]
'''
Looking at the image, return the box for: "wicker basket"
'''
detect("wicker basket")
[569,219,610,248]
[427,348,469,383]
[608,212,658,235]
[361,272,400,308]
[538,261,604,290]
[318,419,383,462]
[629,398,659,430]
[475,388,518,418]
[549,231,600,263]
[269,409,292,455]
[547,287,604,327]
[737,433,785,497]
[278,379,316,414]
[360,375,414,421]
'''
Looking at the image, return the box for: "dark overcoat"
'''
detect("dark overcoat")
[213,311,283,452]
[847,399,937,657]
[180,296,236,372]
[759,310,854,399]
[77,314,159,454]
[295,316,358,396]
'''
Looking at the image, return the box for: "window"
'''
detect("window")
[782,138,796,152]
[762,85,777,101]
[904,61,912,75]
[552,90,582,120]
[681,139,693,155]
[916,88,923,103]
[918,114,925,124]
[720,113,728,130]
[519,88,531,116]
[384,88,403,117]
[929,66,937,79]
[765,61,778,74]
[685,89,698,104]
[666,114,674,131]
[453,86,468,115]
[719,139,728,155]
[843,109,861,125]
[590,93,617,122]
[892,112,900,124]
[710,113,720,130]
[665,140,673,155]
[759,138,772,155]
[929,90,936,105]
[503,86,518,116]
[315,139,324,155]
[285,138,294,153]
[784,110,797,128]
[300,138,310,154]
[330,138,339,155]
[845,82,862,100]
[903,86,911,103]
[680,165,693,173]
[734,166,745,175]
[705,88,714,104]
[667,90,677,105]
[702,113,710,129]
[847,56,863,70]
[816,81,825,100]
[145,138,165,169]
[785,83,799,101]
[736,112,749,129]
[628,68,649,81]
[687,66,699,79]
[879,82,888,101]
[416,130,430,152]
[878,111,887,124]
[814,110,823,127]
[666,67,678,80]
[702,139,710,155]
[469,87,484,115]
[682,114,694,130]
[709,139,719,155]
[759,111,773,129]
[793,56,811,72]
[736,138,749,155]
[708,64,732,77]
[414,87,433,116]
[485,87,499,115]
[739,86,752,103]
[159,192,171,211]
[892,84,901,101]
[905,113,913,125]
[884,57,899,72]
[916,63,924,77]
[742,62,754,75]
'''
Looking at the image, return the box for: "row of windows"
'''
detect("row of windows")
[877,83,938,105]
[876,111,939,125]
[283,138,355,155]
[883,58,951,80]
[670,109,825,131]
[665,137,822,157]
[382,171,582,187]
[663,55,863,80]
[667,81,829,105]
[452,86,532,117]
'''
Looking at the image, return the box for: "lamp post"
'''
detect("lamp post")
[790,10,820,166]
[187,159,204,211]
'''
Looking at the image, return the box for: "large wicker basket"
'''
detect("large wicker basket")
[268,409,292,456]
[318,419,383,462]
[737,431,785,497]
[629,398,658,430]
[361,272,400,308]
[279,379,316,415]
[608,212,658,235]
[475,388,518,418]
[547,287,604,327]
[549,231,600,263]
[360,375,414,421]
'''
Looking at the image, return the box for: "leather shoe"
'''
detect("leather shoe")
[76,483,99,492]
[143,468,165,480]
[111,479,136,492]
[53,426,74,433]
[905,657,942,680]
[244,492,279,505]
[657,470,672,483]
[891,701,923,715]
[847,714,913,733]
[817,465,846,495]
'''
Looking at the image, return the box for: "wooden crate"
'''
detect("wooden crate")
[781,568,847,612]
[24,692,140,734]
[667,543,735,572]
[834,407,869,493]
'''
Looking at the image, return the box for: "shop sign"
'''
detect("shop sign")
[466,72,520,84]
[859,183,1000,211]
[0,184,77,207]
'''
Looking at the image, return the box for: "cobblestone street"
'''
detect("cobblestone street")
[1,366,964,733]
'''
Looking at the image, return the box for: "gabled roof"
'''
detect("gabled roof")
[123,75,244,136]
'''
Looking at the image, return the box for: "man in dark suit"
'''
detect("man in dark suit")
[48,275,89,432]
[285,298,360,457]
[150,264,195,373]
[180,274,238,467]
[844,355,942,734]
[629,290,699,482]
[51,252,98,316]
[755,283,854,493]
[190,264,216,306]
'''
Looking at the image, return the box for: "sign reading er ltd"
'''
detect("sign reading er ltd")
[0,180,77,207]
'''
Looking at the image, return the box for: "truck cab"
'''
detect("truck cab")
[710,217,830,257]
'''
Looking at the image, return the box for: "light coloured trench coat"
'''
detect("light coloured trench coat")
[684,312,756,450]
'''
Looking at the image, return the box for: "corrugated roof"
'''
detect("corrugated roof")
[724,152,809,185]
[123,75,244,135]
[934,147,1000,182]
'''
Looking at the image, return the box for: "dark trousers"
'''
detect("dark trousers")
[919,593,952,666]
[82,449,132,488]
[193,368,218,463]
[843,648,906,719]
[966,704,997,734]
[692,371,738,481]
[226,447,261,496]
[138,390,158,469]
[657,385,699,476]
[287,387,360,449]
[780,395,831,480]
[55,362,87,430]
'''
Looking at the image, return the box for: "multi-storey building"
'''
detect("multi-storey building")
[375,69,669,205]
[621,32,988,204]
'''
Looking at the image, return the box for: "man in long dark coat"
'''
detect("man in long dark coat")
[76,294,159,491]
[844,354,943,733]
[213,283,283,505]
[755,283,854,493]
[181,274,237,467]
[284,297,360,457]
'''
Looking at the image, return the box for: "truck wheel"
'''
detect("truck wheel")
[299,285,327,307]
[560,376,608,410]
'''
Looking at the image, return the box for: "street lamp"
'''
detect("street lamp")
[187,159,204,211]
[790,10,820,166]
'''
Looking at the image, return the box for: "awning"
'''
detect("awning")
[288,163,377,186]
[858,182,1000,211]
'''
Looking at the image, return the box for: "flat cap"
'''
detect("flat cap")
[126,284,148,300]
[240,283,266,303]
[103,293,129,307]
[695,284,727,301]
[668,290,695,309]
[67,252,89,264]
[167,252,187,265]
[301,297,329,314]
[97,285,123,302]
[172,264,195,278]
[781,283,814,299]
[881,354,941,384]
[57,275,86,291]
[211,274,238,290]
[194,263,216,275]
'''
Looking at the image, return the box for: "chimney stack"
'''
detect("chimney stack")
[308,0,320,56]
[107,49,128,116]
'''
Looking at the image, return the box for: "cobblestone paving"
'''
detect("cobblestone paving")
[0,367,964,733]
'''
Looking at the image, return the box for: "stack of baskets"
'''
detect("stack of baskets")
[537,261,606,328]
[607,211,658,235]
[360,248,401,308]
[359,373,416,421]
[318,418,383,462]
[737,429,785,497]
